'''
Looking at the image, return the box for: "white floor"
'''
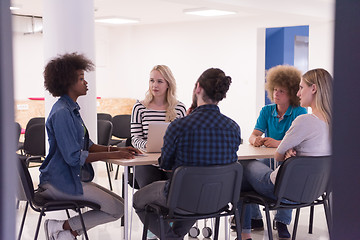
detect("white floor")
[17,162,330,240]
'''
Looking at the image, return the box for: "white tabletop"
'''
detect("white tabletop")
[105,143,276,166]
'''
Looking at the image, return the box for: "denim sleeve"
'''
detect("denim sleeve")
[80,139,94,166]
[159,121,178,170]
[254,106,268,133]
[52,109,86,167]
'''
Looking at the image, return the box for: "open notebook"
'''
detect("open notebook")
[145,122,170,153]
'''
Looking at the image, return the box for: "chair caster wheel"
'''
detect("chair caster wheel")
[273,219,277,230]
[202,226,212,238]
[189,226,200,238]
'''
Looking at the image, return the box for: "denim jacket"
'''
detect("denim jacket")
[39,95,93,195]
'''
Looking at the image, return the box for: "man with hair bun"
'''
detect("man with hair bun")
[133,68,242,240]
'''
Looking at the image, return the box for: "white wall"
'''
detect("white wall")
[12,16,334,141]
[13,32,44,100]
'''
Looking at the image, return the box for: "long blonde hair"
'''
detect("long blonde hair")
[143,65,178,121]
[302,68,333,125]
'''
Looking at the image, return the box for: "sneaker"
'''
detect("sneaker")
[44,219,65,240]
[251,219,264,231]
[276,221,291,239]
[52,230,76,240]
[147,229,158,240]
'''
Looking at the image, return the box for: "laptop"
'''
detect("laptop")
[145,122,170,153]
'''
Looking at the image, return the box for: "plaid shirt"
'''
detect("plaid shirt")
[159,104,241,171]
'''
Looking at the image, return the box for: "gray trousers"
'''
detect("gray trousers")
[133,181,196,240]
[39,182,124,234]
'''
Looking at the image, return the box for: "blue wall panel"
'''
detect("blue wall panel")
[264,25,309,105]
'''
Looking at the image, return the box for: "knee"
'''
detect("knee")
[133,191,143,210]
[112,205,124,219]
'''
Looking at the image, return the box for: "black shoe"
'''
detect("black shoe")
[251,219,264,231]
[276,221,291,239]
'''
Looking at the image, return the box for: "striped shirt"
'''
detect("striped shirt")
[131,100,186,150]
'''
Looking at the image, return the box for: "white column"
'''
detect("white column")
[43,0,97,142]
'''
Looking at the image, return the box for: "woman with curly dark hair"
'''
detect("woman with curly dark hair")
[39,53,140,240]
[242,65,307,239]
[249,65,307,148]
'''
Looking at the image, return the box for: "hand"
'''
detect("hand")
[253,136,264,147]
[119,146,142,155]
[262,137,280,148]
[110,150,136,159]
[284,148,297,159]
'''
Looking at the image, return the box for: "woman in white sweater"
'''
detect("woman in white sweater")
[239,68,332,240]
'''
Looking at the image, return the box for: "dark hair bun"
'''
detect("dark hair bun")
[198,68,232,102]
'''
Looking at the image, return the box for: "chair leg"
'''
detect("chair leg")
[18,201,29,240]
[213,217,220,240]
[234,210,242,240]
[120,173,125,227]
[264,207,273,240]
[308,205,314,234]
[66,209,71,219]
[159,216,166,240]
[77,208,89,240]
[115,165,120,180]
[323,200,332,236]
[292,208,301,240]
[106,162,113,191]
[34,209,45,240]
[142,212,150,240]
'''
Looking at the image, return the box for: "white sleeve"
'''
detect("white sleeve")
[277,116,309,154]
[130,103,147,151]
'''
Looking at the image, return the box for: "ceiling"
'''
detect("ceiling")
[10,0,335,26]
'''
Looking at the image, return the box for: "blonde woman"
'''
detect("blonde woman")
[131,65,186,240]
[131,65,186,152]
[239,68,332,240]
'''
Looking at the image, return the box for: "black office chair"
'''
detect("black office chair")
[241,156,332,240]
[109,114,131,147]
[15,122,21,145]
[97,119,115,190]
[141,162,243,240]
[17,156,100,240]
[18,117,45,153]
[19,122,46,167]
[97,113,112,122]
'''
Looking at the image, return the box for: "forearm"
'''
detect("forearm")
[274,151,285,162]
[86,151,114,163]
[249,134,257,145]
[89,144,122,153]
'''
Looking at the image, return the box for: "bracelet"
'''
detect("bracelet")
[107,146,111,152]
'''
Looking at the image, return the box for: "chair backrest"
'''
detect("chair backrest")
[167,162,243,216]
[15,122,21,144]
[97,120,113,145]
[274,156,331,204]
[111,114,131,139]
[97,113,112,122]
[25,117,45,134]
[24,123,45,156]
[17,156,35,202]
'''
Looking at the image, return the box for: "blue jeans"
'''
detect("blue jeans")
[251,158,291,225]
[240,160,292,231]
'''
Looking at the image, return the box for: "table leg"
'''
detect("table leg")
[124,166,129,240]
